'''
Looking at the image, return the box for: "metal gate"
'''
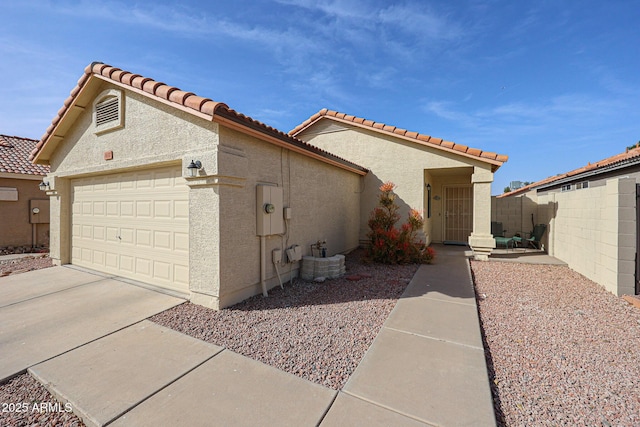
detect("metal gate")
[444,185,473,244]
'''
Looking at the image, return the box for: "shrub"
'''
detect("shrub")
[366,182,435,264]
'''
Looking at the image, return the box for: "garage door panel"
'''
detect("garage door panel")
[71,166,189,293]
[106,202,119,216]
[93,202,105,216]
[106,227,119,242]
[136,201,152,217]
[136,229,152,246]
[154,201,171,218]
[93,226,105,240]
[121,202,134,217]
[154,261,171,280]
[120,255,134,273]
[106,253,118,268]
[175,200,189,219]
[175,233,189,252]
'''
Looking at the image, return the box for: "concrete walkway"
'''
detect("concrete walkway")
[327,244,496,426]
[1,247,496,426]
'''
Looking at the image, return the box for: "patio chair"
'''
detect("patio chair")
[513,224,547,251]
[492,221,514,249]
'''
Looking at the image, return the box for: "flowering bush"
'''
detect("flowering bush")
[366,182,435,264]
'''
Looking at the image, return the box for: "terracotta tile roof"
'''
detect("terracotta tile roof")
[0,134,49,176]
[499,145,640,198]
[30,62,368,176]
[289,109,509,170]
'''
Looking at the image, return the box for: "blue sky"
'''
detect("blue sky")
[1,0,638,194]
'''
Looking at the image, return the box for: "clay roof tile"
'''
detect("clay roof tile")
[28,63,367,174]
[184,95,210,111]
[154,84,178,100]
[168,90,195,105]
[289,109,509,168]
[132,76,150,90]
[0,135,50,176]
[142,80,163,95]
[405,131,419,139]
[121,73,139,86]
[111,69,125,81]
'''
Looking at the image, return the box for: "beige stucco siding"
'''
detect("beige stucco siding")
[46,85,220,265]
[49,85,219,176]
[0,176,49,248]
[215,127,361,308]
[298,123,492,244]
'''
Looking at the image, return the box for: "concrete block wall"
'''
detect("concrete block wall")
[491,193,538,238]
[537,177,636,296]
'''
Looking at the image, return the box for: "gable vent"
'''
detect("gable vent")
[96,97,119,126]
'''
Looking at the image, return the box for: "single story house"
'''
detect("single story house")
[290,109,508,259]
[31,62,507,309]
[495,145,640,296]
[0,135,50,252]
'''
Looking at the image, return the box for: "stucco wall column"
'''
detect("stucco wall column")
[468,167,495,260]
[46,176,70,266]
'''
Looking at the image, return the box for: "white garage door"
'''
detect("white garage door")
[71,166,189,293]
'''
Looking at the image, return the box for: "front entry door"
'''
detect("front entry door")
[444,185,473,243]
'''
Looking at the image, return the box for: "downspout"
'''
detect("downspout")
[260,235,268,296]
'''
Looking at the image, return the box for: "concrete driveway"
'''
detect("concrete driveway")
[0,266,185,383]
[1,266,338,426]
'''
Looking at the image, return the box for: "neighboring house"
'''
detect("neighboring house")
[0,135,50,252]
[30,62,507,309]
[495,146,640,296]
[290,109,508,259]
[30,62,366,309]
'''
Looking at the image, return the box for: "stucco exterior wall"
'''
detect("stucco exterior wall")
[0,176,49,248]
[297,123,493,246]
[537,177,636,296]
[215,127,361,308]
[49,86,219,176]
[44,82,362,309]
[46,86,220,266]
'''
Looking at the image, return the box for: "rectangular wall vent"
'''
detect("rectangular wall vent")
[96,97,119,126]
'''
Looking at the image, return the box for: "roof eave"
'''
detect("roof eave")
[292,112,507,171]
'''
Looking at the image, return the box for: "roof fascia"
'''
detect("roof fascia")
[295,115,504,171]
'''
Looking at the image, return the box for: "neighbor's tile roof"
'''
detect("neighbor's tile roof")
[499,145,640,198]
[0,135,49,176]
[30,62,368,175]
[290,109,508,168]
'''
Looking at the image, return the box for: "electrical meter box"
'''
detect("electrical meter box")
[256,185,284,236]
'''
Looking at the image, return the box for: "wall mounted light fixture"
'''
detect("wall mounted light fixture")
[38,180,50,191]
[187,160,202,178]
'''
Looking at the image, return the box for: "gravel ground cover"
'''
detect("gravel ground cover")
[151,250,419,390]
[472,260,640,426]
[0,374,84,427]
[0,254,53,276]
